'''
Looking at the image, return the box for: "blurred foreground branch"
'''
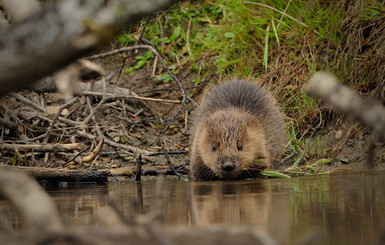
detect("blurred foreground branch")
[305,72,385,142]
[0,0,178,96]
[0,169,63,231]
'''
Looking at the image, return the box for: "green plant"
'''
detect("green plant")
[124,50,154,74]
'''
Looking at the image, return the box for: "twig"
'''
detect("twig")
[276,0,292,30]
[84,78,107,124]
[27,97,79,143]
[61,148,88,166]
[115,57,127,85]
[76,131,152,155]
[149,95,186,145]
[135,154,143,183]
[135,16,152,45]
[10,92,47,113]
[108,171,121,184]
[245,2,320,35]
[87,45,196,105]
[186,17,192,56]
[147,150,188,156]
[81,91,181,104]
[45,97,78,141]
[88,44,195,145]
[161,145,188,182]
[280,151,297,165]
[82,138,104,163]
[152,56,158,76]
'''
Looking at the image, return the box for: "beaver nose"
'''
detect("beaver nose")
[222,162,235,172]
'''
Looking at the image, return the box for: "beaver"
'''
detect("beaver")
[190,80,285,181]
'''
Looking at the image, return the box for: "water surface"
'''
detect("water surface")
[2,172,385,244]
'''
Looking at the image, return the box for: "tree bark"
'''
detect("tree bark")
[0,0,178,96]
[0,165,109,183]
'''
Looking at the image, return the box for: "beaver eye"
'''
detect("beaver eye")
[212,145,217,152]
[237,145,243,151]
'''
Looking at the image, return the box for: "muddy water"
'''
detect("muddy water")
[2,172,385,244]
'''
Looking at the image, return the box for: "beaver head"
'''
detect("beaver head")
[196,108,270,180]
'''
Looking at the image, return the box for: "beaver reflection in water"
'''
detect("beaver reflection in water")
[190,80,285,181]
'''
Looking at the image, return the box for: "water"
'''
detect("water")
[2,172,385,244]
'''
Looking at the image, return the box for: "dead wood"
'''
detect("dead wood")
[76,130,152,156]
[0,169,64,231]
[0,118,18,130]
[32,77,181,104]
[305,72,385,142]
[81,138,104,163]
[88,44,196,145]
[0,0,179,96]
[0,165,108,183]
[0,143,82,152]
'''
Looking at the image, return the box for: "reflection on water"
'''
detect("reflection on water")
[2,172,385,244]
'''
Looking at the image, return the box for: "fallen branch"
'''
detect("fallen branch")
[0,143,83,152]
[75,131,152,155]
[81,138,104,163]
[0,165,108,183]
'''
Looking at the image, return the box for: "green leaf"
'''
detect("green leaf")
[271,18,280,46]
[261,169,291,178]
[156,73,173,83]
[120,136,126,143]
[143,50,154,60]
[224,32,235,38]
[32,119,40,127]
[12,152,18,166]
[263,25,270,72]
[170,26,182,42]
[161,37,171,44]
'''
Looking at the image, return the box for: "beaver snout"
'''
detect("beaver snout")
[221,162,235,172]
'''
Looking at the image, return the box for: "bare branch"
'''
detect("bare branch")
[0,143,83,152]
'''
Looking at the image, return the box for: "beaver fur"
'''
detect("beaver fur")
[190,80,285,181]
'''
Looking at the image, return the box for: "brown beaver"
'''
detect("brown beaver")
[190,80,285,181]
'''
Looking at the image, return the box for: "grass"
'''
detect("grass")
[115,0,385,175]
